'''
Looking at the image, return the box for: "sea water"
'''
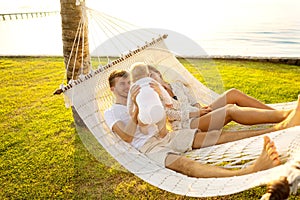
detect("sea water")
[0,11,299,57]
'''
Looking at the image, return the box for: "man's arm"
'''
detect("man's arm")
[112,120,137,143]
[105,108,138,144]
[113,85,140,143]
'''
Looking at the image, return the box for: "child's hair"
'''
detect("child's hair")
[108,70,129,87]
[130,62,149,82]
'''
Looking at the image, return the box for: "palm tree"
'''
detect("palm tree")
[60,0,90,126]
[60,0,90,82]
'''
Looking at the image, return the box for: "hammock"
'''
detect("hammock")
[59,6,300,197]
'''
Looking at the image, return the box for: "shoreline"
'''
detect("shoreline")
[1,55,299,66]
[176,55,300,66]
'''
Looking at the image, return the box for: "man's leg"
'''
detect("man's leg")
[165,136,280,178]
[192,128,277,149]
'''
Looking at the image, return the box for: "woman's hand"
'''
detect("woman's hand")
[199,106,212,116]
[149,80,163,97]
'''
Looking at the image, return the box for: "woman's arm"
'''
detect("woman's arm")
[179,82,212,117]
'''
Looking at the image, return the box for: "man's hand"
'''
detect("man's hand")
[129,85,140,123]
[130,85,140,105]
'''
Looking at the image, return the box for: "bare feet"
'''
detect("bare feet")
[252,136,281,172]
[275,95,300,130]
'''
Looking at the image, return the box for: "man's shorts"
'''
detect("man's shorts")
[139,129,197,167]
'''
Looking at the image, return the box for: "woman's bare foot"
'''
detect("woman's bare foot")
[252,136,281,172]
[275,95,300,130]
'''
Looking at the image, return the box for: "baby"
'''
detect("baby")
[127,62,172,134]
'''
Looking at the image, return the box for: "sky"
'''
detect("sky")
[89,0,299,39]
[1,0,299,30]
[0,0,299,56]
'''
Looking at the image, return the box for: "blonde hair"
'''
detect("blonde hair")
[130,62,149,82]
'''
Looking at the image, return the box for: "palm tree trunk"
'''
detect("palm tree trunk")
[60,0,90,127]
[60,0,90,82]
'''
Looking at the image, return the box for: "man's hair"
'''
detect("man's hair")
[108,70,129,87]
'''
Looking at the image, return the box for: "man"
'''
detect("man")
[104,69,300,178]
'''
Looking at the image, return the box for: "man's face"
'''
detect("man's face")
[111,76,131,98]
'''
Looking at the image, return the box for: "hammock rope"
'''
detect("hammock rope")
[58,5,300,197]
[86,7,158,59]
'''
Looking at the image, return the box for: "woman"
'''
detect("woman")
[147,65,291,132]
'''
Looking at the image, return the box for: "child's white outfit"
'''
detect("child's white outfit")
[127,77,172,125]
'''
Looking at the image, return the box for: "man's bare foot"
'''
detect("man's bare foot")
[252,136,281,172]
[275,95,300,130]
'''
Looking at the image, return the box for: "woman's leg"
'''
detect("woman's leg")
[275,95,300,130]
[210,88,274,110]
[165,136,280,178]
[191,104,291,131]
[165,98,300,178]
[191,96,300,148]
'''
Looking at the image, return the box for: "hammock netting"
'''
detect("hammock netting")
[60,6,300,197]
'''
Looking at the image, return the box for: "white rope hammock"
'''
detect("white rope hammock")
[59,6,300,197]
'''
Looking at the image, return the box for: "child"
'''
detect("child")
[127,62,172,134]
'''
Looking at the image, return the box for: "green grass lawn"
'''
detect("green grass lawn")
[1,57,300,199]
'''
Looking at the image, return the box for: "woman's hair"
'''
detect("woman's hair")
[147,65,163,79]
[147,64,190,87]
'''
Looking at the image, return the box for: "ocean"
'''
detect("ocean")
[195,20,300,57]
[0,9,299,58]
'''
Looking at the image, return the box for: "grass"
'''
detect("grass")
[0,56,300,199]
